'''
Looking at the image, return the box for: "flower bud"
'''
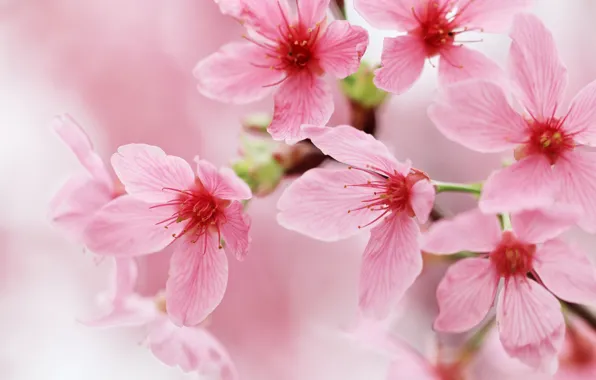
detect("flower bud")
[232,136,284,197]
[340,62,388,109]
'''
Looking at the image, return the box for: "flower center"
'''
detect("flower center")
[436,363,466,380]
[561,325,596,367]
[489,231,536,278]
[514,118,575,164]
[277,23,321,72]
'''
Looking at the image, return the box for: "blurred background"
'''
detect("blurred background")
[1,0,595,379]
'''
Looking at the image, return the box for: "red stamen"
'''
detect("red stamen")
[489,231,536,278]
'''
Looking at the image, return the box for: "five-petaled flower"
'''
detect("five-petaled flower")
[83,144,252,327]
[195,0,369,143]
[277,125,435,317]
[354,0,531,94]
[423,207,596,370]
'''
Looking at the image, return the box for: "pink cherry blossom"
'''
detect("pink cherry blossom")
[194,0,369,143]
[83,144,252,327]
[423,207,596,370]
[555,319,596,380]
[277,125,435,317]
[429,13,596,232]
[84,258,237,380]
[354,0,531,94]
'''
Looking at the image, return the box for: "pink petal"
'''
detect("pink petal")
[387,340,439,380]
[497,278,565,370]
[409,180,435,225]
[479,155,557,214]
[302,125,403,174]
[428,80,527,153]
[508,13,567,119]
[213,0,243,18]
[196,159,252,200]
[434,258,499,333]
[297,0,329,27]
[373,35,426,95]
[422,208,502,254]
[438,46,504,86]
[359,213,422,318]
[511,207,579,244]
[277,168,381,241]
[111,144,195,203]
[220,201,251,261]
[268,72,334,143]
[554,150,596,233]
[315,20,369,79]
[238,0,290,41]
[83,195,181,256]
[166,234,228,327]
[193,42,283,104]
[534,239,596,305]
[353,0,419,31]
[455,0,533,32]
[563,79,596,146]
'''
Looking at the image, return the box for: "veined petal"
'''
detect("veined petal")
[196,159,252,200]
[194,42,283,104]
[359,213,422,318]
[277,168,381,241]
[111,144,195,203]
[166,235,228,327]
[438,46,504,86]
[479,155,557,214]
[508,13,567,119]
[409,180,435,225]
[454,0,533,32]
[297,0,329,27]
[374,35,426,95]
[497,278,565,370]
[354,0,420,31]
[434,258,499,333]
[564,79,596,146]
[239,0,290,41]
[220,202,251,261]
[268,72,333,143]
[315,20,369,79]
[422,208,501,255]
[428,80,527,153]
[511,207,579,245]
[534,239,596,305]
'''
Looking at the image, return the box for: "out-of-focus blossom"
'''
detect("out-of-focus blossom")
[195,0,369,143]
[278,125,435,318]
[429,13,596,232]
[424,207,596,370]
[84,144,252,327]
[354,0,531,94]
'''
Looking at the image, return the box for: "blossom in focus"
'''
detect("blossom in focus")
[84,144,252,327]
[277,125,435,318]
[85,258,237,380]
[195,0,369,143]
[354,0,530,94]
[429,13,596,232]
[423,207,596,370]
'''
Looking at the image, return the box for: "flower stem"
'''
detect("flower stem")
[433,181,482,195]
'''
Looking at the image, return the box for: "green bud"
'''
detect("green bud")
[232,136,284,196]
[340,62,388,109]
[242,113,272,134]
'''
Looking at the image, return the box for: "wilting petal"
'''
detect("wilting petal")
[428,80,527,153]
[277,168,381,241]
[438,46,504,86]
[511,207,579,244]
[497,278,565,370]
[315,20,368,79]
[359,213,422,318]
[297,0,329,26]
[534,239,596,305]
[422,208,501,254]
[455,0,533,32]
[84,195,181,256]
[111,144,195,203]
[434,258,499,332]
[268,72,333,143]
[564,80,596,146]
[196,159,252,200]
[508,13,567,119]
[374,35,426,95]
[166,235,228,327]
[409,180,435,225]
[480,155,556,214]
[194,42,282,104]
[220,202,251,261]
[354,0,420,31]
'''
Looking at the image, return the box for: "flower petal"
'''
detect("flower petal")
[373,35,426,95]
[193,42,283,104]
[434,258,499,333]
[220,201,251,261]
[111,144,195,203]
[409,180,435,225]
[438,46,504,86]
[268,72,333,143]
[511,207,579,244]
[297,0,329,26]
[387,340,439,380]
[534,239,596,305]
[422,208,502,254]
[166,234,228,327]
[277,168,381,241]
[359,213,422,318]
[353,0,419,31]
[454,0,533,32]
[564,79,596,146]
[196,159,252,200]
[428,80,527,153]
[497,278,565,370]
[238,0,290,41]
[479,155,556,214]
[84,195,180,256]
[315,20,369,79]
[508,13,567,119]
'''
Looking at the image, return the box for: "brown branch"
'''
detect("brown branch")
[563,301,596,332]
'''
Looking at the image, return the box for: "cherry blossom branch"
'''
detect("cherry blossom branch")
[562,302,596,332]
